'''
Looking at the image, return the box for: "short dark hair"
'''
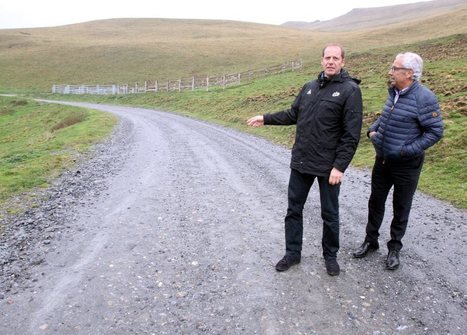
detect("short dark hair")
[322,43,345,59]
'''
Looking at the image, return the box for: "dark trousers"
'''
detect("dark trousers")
[365,155,424,251]
[285,169,340,260]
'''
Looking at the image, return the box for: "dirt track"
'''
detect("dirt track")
[1,102,465,334]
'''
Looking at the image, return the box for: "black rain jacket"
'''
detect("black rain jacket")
[264,70,363,176]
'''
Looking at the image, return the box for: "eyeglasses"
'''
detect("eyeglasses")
[389,66,411,72]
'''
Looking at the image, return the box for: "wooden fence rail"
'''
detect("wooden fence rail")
[52,59,302,95]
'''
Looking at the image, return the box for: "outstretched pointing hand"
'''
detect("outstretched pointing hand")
[247,115,264,127]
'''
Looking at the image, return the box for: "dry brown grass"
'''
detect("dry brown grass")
[50,110,87,132]
[0,3,465,92]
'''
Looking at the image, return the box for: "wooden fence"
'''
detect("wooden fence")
[52,59,302,95]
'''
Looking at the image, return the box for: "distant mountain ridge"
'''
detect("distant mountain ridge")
[282,0,467,31]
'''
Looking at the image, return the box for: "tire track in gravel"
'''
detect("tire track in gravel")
[1,101,465,335]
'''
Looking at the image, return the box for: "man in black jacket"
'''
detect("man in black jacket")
[247,44,363,275]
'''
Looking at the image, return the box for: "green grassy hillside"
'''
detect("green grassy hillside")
[41,34,466,208]
[0,8,466,210]
[0,96,117,218]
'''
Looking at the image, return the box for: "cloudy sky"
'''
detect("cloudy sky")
[0,0,429,29]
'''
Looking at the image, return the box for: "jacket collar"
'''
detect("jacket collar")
[389,80,419,97]
[317,69,360,87]
[319,69,347,82]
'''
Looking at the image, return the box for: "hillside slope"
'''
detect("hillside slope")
[0,20,318,92]
[283,0,467,31]
[0,0,466,92]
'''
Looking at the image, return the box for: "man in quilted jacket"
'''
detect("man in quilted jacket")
[353,52,443,270]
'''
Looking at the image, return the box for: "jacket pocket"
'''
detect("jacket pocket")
[370,133,380,149]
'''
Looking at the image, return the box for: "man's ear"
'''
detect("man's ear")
[406,69,414,79]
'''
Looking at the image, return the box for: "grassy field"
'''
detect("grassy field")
[0,5,465,93]
[0,96,117,217]
[38,34,466,208]
[0,8,466,211]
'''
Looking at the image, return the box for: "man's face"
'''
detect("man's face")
[388,55,413,90]
[321,46,345,77]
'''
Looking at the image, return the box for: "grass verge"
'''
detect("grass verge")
[38,35,466,208]
[0,96,117,222]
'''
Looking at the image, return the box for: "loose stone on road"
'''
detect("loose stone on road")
[0,102,465,334]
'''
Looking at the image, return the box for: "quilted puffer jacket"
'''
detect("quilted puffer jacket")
[369,81,443,161]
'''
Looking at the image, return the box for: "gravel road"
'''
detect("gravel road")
[1,102,465,334]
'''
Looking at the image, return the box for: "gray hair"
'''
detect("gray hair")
[398,52,423,81]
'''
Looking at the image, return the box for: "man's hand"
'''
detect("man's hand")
[247,115,264,127]
[329,167,344,185]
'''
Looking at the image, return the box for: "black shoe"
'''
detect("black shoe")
[275,255,300,272]
[325,258,340,276]
[386,250,400,270]
[353,241,379,258]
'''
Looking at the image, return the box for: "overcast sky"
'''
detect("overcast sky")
[0,0,429,29]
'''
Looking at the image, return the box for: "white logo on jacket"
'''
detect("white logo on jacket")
[332,91,340,97]
[307,89,312,95]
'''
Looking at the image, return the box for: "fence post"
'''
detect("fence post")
[52,59,302,95]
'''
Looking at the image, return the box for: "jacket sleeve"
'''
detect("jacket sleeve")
[333,84,363,172]
[263,85,305,125]
[368,93,389,135]
[402,91,443,157]
[368,118,381,137]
